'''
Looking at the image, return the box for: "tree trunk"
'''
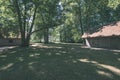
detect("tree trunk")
[44,28,49,44]
[21,37,30,47]
[77,0,84,35]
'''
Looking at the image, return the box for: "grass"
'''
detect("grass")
[0,43,120,80]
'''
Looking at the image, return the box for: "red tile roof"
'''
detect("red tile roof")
[82,21,120,38]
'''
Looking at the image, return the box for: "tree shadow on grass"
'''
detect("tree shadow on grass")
[0,43,120,80]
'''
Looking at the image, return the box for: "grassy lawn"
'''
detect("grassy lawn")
[0,43,120,80]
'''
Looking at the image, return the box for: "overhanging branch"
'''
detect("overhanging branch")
[31,23,62,35]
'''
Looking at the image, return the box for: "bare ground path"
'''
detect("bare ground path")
[0,46,16,53]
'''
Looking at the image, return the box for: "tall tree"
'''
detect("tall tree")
[0,0,19,38]
[32,0,62,43]
[12,0,39,47]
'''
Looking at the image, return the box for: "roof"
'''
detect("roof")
[82,21,120,38]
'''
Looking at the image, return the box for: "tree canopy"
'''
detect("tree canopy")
[0,0,120,46]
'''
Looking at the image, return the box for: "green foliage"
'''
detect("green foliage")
[114,4,120,21]
[32,0,60,43]
[32,0,120,43]
[0,0,19,38]
[0,0,120,45]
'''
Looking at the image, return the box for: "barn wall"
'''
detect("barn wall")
[0,38,21,46]
[85,36,120,49]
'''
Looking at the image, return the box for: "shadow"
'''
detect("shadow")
[0,43,120,80]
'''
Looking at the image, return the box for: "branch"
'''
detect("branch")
[23,3,27,38]
[31,23,62,35]
[14,0,23,36]
[27,5,37,38]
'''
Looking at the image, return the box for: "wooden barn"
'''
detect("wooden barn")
[82,21,120,49]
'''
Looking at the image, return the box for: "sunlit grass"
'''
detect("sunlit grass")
[0,43,120,80]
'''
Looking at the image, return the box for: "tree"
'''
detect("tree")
[114,4,120,21]
[12,0,39,47]
[58,0,83,43]
[0,0,19,38]
[40,0,62,43]
[32,0,63,43]
[1,0,120,45]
